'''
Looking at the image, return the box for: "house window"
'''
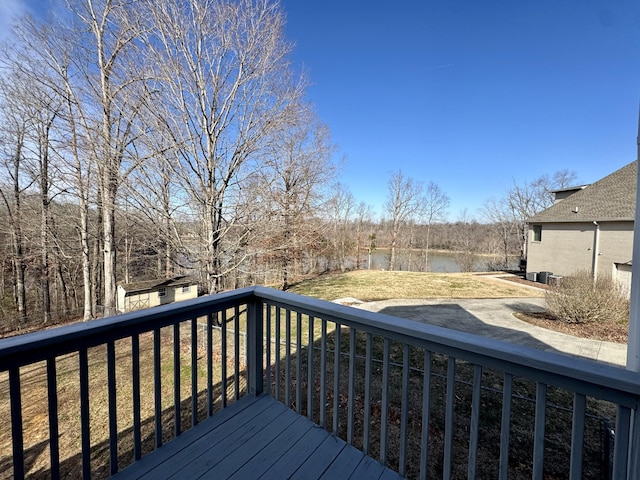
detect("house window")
[182,285,190,293]
[158,287,167,297]
[533,225,542,242]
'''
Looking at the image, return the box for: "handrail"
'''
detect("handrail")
[4,285,638,401]
[253,286,640,404]
[0,287,256,369]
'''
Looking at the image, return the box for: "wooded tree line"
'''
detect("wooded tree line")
[0,0,575,330]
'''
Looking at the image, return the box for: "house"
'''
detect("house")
[526,160,636,293]
[116,275,199,312]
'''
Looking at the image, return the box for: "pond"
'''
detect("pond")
[364,249,516,273]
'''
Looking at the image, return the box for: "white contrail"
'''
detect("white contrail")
[429,63,455,71]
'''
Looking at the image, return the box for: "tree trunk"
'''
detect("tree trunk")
[102,184,118,316]
[57,262,69,317]
[80,204,92,320]
[92,186,104,317]
[390,227,398,271]
[424,224,431,272]
[40,144,51,323]
[9,140,27,322]
[12,230,27,322]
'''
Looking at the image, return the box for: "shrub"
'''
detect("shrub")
[545,270,629,324]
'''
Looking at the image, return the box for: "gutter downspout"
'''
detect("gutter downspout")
[592,221,600,281]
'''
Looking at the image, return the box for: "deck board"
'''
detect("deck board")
[112,394,401,480]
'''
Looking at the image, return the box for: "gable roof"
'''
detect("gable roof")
[529,160,637,223]
[119,275,198,294]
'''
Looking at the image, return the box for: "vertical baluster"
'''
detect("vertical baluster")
[629,407,640,479]
[47,358,60,478]
[532,382,547,480]
[380,337,390,465]
[234,305,240,401]
[132,335,141,461]
[499,373,513,480]
[285,309,291,408]
[399,344,410,476]
[107,341,118,474]
[191,318,198,426]
[347,327,356,445]
[207,313,213,416]
[79,349,91,478]
[467,365,482,479]
[612,405,631,479]
[247,298,264,397]
[174,322,181,436]
[570,393,586,479]
[363,333,372,455]
[307,315,315,420]
[266,306,272,397]
[443,356,456,480]
[222,309,228,408]
[246,305,251,392]
[320,319,327,428]
[9,366,24,479]
[420,350,432,480]
[332,322,341,436]
[154,328,162,448]
[275,307,281,402]
[296,312,302,414]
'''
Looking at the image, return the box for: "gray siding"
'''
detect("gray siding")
[527,221,633,278]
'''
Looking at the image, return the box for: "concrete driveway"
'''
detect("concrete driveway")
[353,297,627,367]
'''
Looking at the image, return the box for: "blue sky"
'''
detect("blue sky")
[7,0,640,220]
[282,0,640,219]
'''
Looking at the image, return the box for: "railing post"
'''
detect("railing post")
[629,406,640,479]
[247,296,264,396]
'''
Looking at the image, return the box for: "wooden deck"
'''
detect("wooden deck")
[112,394,403,479]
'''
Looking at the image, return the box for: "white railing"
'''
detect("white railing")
[1,286,640,479]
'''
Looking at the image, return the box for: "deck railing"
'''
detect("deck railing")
[2,286,640,479]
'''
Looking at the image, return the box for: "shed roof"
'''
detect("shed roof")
[529,160,637,223]
[119,275,198,294]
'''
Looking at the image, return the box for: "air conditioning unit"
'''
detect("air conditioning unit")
[538,271,553,284]
[548,275,563,286]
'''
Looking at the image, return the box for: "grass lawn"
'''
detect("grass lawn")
[288,270,544,301]
[290,270,629,343]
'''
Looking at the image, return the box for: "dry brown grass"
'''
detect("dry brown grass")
[289,270,544,301]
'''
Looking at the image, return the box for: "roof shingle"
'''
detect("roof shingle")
[528,160,637,223]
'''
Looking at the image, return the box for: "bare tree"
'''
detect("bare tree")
[421,181,449,272]
[325,183,356,272]
[354,201,375,269]
[0,73,30,322]
[25,82,62,323]
[258,107,335,289]
[141,0,308,293]
[9,10,114,320]
[71,0,148,315]
[385,170,425,271]
[481,197,515,269]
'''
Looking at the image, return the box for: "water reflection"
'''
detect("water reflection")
[362,250,516,273]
